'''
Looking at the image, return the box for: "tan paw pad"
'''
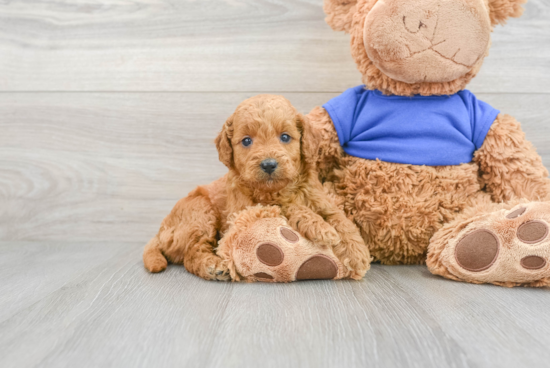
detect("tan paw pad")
[256,242,284,266]
[455,229,499,272]
[296,255,338,280]
[280,227,299,243]
[506,207,526,219]
[517,221,549,244]
[520,256,546,270]
[254,272,274,280]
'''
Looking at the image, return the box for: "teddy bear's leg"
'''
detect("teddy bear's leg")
[427,200,550,287]
[217,205,350,282]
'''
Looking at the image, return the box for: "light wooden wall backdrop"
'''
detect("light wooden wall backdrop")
[0,0,549,243]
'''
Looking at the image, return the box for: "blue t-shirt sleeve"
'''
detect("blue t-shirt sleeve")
[460,90,500,150]
[323,85,365,146]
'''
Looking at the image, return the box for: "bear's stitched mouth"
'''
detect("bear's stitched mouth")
[403,41,474,68]
[374,39,475,70]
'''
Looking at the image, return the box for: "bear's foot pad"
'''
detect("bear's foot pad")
[443,202,550,287]
[295,255,338,280]
[256,243,284,266]
[254,272,274,280]
[517,220,549,244]
[455,229,499,272]
[521,256,546,270]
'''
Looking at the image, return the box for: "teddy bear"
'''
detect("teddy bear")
[214,0,550,287]
[297,0,550,287]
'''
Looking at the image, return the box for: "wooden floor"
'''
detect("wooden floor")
[0,1,549,367]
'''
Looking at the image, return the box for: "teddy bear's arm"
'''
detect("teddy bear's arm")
[306,106,346,182]
[474,113,550,202]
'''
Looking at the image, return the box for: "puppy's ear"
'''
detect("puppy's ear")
[215,115,234,169]
[298,113,321,169]
[324,0,358,33]
[488,0,527,26]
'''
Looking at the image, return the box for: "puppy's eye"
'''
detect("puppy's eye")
[242,137,253,147]
[280,134,291,143]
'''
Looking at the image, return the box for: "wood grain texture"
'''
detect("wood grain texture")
[0,0,548,92]
[1,92,549,243]
[0,241,138,324]
[1,241,550,368]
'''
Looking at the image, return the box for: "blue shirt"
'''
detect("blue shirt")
[323,86,500,166]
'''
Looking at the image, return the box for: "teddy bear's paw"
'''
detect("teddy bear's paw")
[227,216,348,283]
[439,202,550,287]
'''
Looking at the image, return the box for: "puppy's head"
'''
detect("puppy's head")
[215,95,316,192]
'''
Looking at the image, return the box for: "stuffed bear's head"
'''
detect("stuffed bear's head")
[324,0,527,96]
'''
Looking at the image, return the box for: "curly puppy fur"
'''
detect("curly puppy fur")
[143,95,371,280]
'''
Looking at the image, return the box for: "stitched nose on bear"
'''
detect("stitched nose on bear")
[363,0,491,84]
[260,159,278,174]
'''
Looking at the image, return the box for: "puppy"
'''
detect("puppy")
[143,95,371,280]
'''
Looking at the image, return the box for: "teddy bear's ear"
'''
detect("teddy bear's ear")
[215,115,234,169]
[323,0,358,33]
[487,0,528,26]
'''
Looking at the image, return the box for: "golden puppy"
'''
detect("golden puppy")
[143,95,371,280]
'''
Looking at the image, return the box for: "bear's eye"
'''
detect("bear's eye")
[280,133,291,143]
[241,137,253,147]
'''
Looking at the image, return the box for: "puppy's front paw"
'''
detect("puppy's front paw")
[336,238,371,280]
[345,258,370,280]
[300,221,341,248]
[315,223,342,247]
[206,260,231,281]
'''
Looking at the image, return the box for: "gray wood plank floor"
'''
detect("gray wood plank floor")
[3,241,550,368]
[1,0,549,367]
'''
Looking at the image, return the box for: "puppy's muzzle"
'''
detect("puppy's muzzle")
[260,159,278,175]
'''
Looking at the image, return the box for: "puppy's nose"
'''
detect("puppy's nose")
[260,159,278,174]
